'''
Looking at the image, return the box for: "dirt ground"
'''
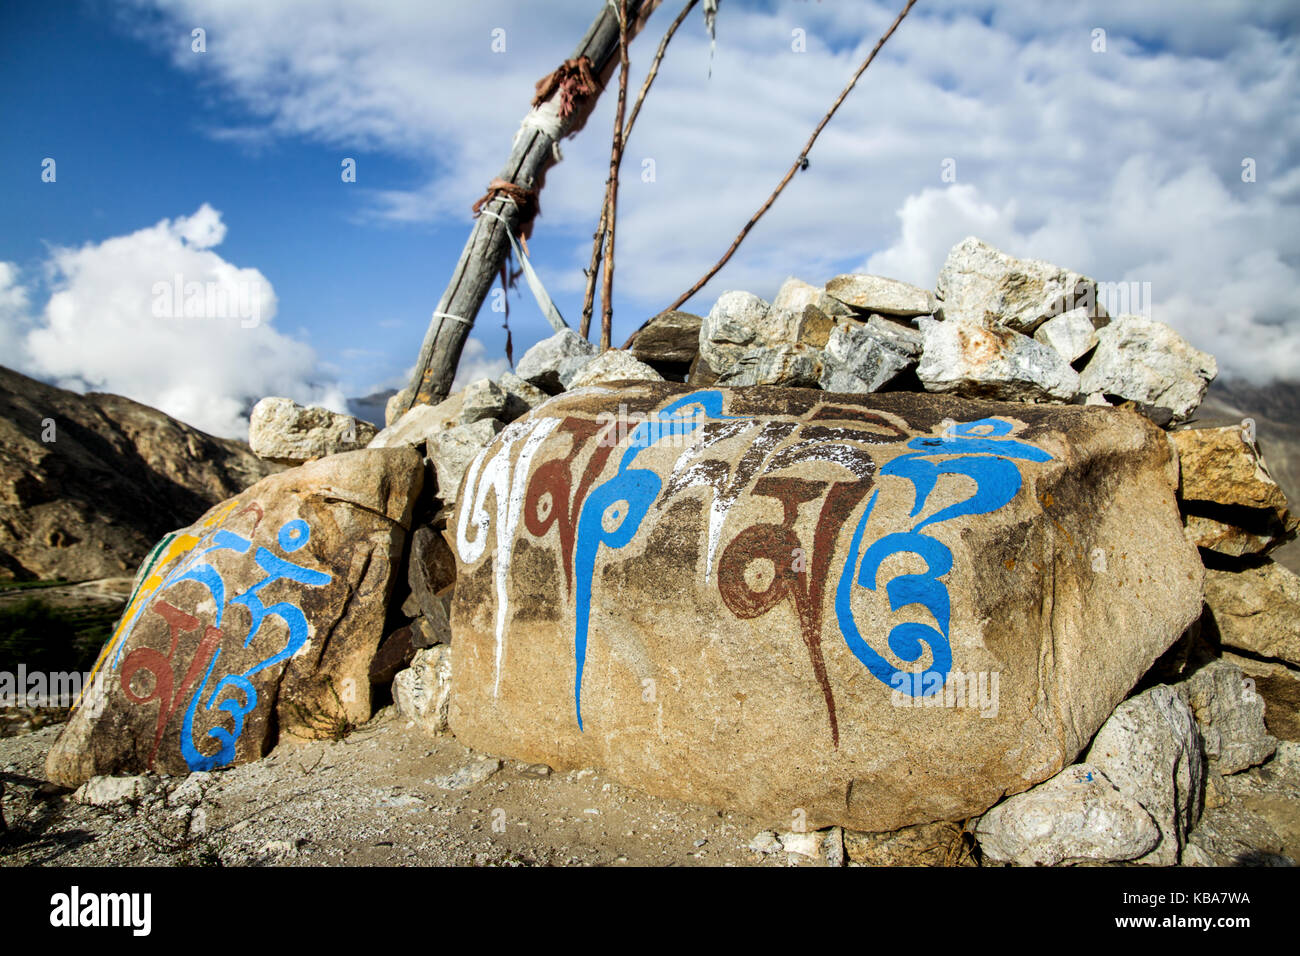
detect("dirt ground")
[2,710,1296,867]
[0,711,830,867]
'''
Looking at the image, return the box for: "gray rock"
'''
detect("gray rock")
[1034,308,1101,364]
[1225,654,1300,744]
[715,344,822,388]
[248,397,377,464]
[771,277,854,319]
[458,379,510,424]
[936,236,1097,334]
[1183,659,1277,775]
[369,392,471,450]
[698,290,837,381]
[1205,561,1300,668]
[975,763,1160,866]
[393,646,453,735]
[432,755,502,790]
[73,774,157,807]
[497,372,549,421]
[780,831,821,859]
[407,525,456,624]
[749,830,783,855]
[1078,314,1217,423]
[566,349,664,389]
[825,274,937,317]
[1185,740,1300,866]
[385,388,411,427]
[818,321,915,393]
[515,329,600,393]
[698,291,770,373]
[865,314,924,358]
[765,306,836,350]
[627,311,705,367]
[428,418,504,507]
[821,826,846,867]
[1086,685,1206,865]
[410,604,451,648]
[917,319,1080,402]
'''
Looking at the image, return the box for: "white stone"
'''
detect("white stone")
[1086,684,1205,865]
[498,372,549,419]
[716,343,823,387]
[392,646,453,735]
[825,274,937,317]
[73,774,157,807]
[515,329,599,392]
[428,418,505,507]
[975,763,1159,866]
[771,277,853,318]
[368,396,464,450]
[168,772,213,806]
[936,236,1096,334]
[432,756,503,790]
[458,379,510,424]
[566,349,664,389]
[1078,314,1217,423]
[917,319,1080,402]
[1183,659,1277,775]
[1034,308,1100,363]
[780,831,822,859]
[248,397,376,463]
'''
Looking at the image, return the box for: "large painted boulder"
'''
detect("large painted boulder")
[446,382,1203,831]
[46,448,423,787]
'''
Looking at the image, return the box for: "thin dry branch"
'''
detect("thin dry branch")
[661,0,918,315]
[599,0,633,351]
[581,0,699,339]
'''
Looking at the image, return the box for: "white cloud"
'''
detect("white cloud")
[451,337,511,392]
[2,205,347,439]
[860,184,1026,287]
[0,263,34,368]
[118,0,1300,383]
[858,155,1300,380]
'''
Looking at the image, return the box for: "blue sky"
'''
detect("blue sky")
[1,0,1297,437]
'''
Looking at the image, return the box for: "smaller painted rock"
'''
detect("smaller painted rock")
[45,447,423,787]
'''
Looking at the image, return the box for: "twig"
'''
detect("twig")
[663,0,918,314]
[579,213,606,340]
[583,0,698,340]
[600,0,633,351]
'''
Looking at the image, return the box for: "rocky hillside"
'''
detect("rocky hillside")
[0,366,279,582]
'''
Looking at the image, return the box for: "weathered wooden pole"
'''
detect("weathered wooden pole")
[397,0,662,416]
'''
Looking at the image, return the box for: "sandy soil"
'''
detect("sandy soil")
[0,712,821,867]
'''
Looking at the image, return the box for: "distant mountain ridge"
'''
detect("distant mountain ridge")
[0,365,280,582]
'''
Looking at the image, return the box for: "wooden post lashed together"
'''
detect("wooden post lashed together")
[399,0,662,415]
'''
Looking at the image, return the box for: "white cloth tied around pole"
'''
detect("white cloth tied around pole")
[513,97,565,161]
[478,207,570,333]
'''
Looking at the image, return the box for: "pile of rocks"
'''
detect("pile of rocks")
[616,236,1216,426]
[40,235,1299,867]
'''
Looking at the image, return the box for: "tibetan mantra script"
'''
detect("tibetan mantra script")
[85,501,332,771]
[456,388,1051,746]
